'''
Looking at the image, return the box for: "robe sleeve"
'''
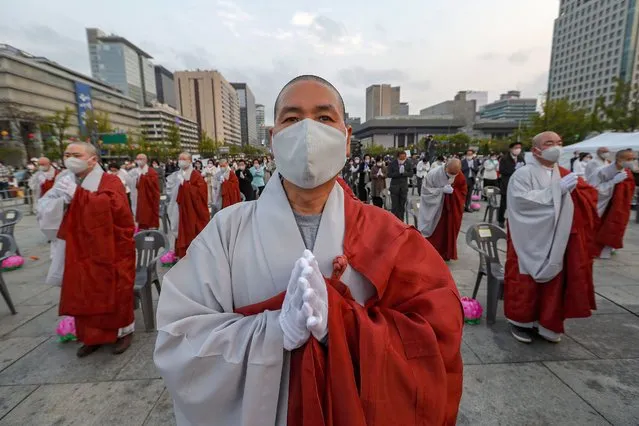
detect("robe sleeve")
[508,170,554,208]
[166,173,180,235]
[418,169,446,236]
[37,182,67,240]
[154,222,286,426]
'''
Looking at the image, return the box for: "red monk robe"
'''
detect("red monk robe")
[40,169,59,196]
[427,172,467,261]
[592,169,636,256]
[236,179,464,426]
[221,171,242,208]
[58,173,136,345]
[175,170,210,258]
[136,167,160,229]
[505,168,599,334]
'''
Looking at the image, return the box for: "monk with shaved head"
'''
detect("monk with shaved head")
[28,156,60,207]
[130,152,160,229]
[37,142,135,357]
[418,157,467,261]
[504,131,599,344]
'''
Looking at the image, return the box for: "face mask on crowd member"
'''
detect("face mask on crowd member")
[253,161,260,169]
[466,151,474,159]
[532,131,563,165]
[511,145,522,157]
[135,154,148,168]
[64,142,98,176]
[238,161,246,171]
[270,77,351,189]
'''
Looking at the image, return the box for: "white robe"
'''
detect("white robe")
[116,169,133,194]
[28,167,60,209]
[418,166,451,237]
[584,157,609,183]
[154,172,375,426]
[507,158,574,283]
[165,167,194,250]
[588,163,620,217]
[128,165,149,218]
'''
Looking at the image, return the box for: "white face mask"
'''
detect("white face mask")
[622,161,635,169]
[272,118,347,189]
[135,160,145,168]
[178,160,190,170]
[65,157,89,175]
[38,165,48,172]
[539,146,562,163]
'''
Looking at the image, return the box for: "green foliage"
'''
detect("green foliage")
[363,142,395,158]
[40,107,74,160]
[0,146,25,165]
[597,78,639,132]
[524,98,591,145]
[82,110,113,139]
[227,144,269,158]
[197,131,221,157]
[166,124,181,150]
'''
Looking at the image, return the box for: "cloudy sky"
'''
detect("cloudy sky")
[2,0,559,124]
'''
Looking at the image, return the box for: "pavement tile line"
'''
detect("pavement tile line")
[540,362,614,426]
[141,388,170,426]
[593,293,639,319]
[0,385,40,422]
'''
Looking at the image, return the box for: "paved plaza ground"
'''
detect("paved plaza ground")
[0,201,636,425]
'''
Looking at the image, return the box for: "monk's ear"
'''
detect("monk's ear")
[345,125,352,158]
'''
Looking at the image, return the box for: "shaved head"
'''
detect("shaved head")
[532,131,561,148]
[597,147,610,156]
[274,75,345,121]
[178,152,192,162]
[445,158,461,175]
[616,148,635,161]
[136,153,148,162]
[219,158,228,167]
[67,142,97,157]
[37,157,51,168]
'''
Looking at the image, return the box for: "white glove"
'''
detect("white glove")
[280,258,311,351]
[399,165,405,174]
[57,178,78,201]
[612,171,628,184]
[377,169,383,177]
[177,173,185,186]
[515,162,524,170]
[299,250,328,342]
[559,173,578,194]
[37,174,46,185]
[218,175,225,183]
[443,184,454,194]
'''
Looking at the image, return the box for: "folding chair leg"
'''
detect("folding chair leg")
[153,279,161,295]
[0,276,16,315]
[140,285,155,331]
[483,208,489,222]
[472,272,484,299]
[488,207,495,224]
[486,277,500,325]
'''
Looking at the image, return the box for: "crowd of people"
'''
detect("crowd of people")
[12,73,639,425]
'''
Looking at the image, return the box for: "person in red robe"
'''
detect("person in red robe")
[42,142,135,358]
[505,131,599,344]
[589,148,637,258]
[168,152,210,258]
[133,153,160,229]
[154,75,464,425]
[29,157,60,207]
[418,158,467,261]
[214,158,242,209]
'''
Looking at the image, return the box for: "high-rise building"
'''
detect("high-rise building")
[547,0,639,110]
[174,70,242,145]
[140,102,199,153]
[86,28,156,107]
[365,84,401,120]
[256,104,267,145]
[398,102,409,116]
[479,91,537,123]
[454,90,488,112]
[231,83,258,145]
[154,65,176,109]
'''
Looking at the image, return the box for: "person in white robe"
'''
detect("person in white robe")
[418,158,460,237]
[212,158,232,210]
[107,162,134,204]
[28,157,61,209]
[585,146,611,183]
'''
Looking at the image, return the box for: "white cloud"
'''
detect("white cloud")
[291,12,316,27]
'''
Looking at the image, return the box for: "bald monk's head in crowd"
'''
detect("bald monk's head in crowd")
[445,158,461,177]
[38,157,51,172]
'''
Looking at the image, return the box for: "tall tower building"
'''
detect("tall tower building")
[547,0,639,110]
[86,28,156,106]
[365,84,401,121]
[231,83,258,145]
[174,70,242,145]
[255,104,267,145]
[154,65,176,109]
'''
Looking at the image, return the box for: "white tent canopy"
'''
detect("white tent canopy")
[559,132,639,167]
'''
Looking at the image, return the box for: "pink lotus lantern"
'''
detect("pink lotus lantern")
[56,316,77,342]
[471,194,481,201]
[461,297,483,325]
[160,250,177,267]
[1,255,24,272]
[470,202,482,211]
[134,226,140,234]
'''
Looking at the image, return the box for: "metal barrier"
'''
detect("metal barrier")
[0,187,35,215]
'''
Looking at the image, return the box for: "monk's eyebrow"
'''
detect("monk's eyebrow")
[313,104,338,113]
[278,106,303,116]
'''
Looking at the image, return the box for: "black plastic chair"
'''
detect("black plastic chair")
[133,230,168,331]
[0,209,22,255]
[0,234,18,315]
[465,223,506,324]
[482,186,501,224]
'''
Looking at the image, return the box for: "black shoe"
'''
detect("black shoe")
[510,324,533,343]
[76,344,101,358]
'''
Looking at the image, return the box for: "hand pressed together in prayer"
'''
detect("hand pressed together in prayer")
[279,250,329,350]
[612,171,628,184]
[443,184,454,194]
[559,172,578,194]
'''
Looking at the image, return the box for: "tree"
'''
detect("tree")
[525,98,591,145]
[198,131,220,157]
[166,123,181,157]
[598,78,639,132]
[41,107,74,161]
[82,110,113,141]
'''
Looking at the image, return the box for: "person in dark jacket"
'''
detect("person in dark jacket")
[461,149,480,212]
[497,142,526,228]
[387,150,413,220]
[357,154,371,202]
[235,159,254,201]
[370,155,387,208]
